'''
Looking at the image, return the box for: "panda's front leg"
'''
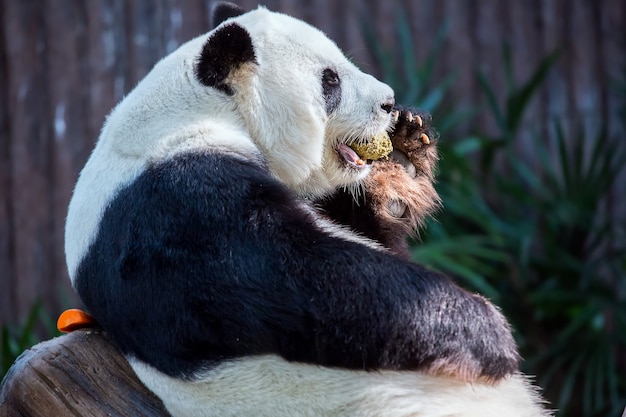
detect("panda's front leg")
[363,106,441,257]
[319,106,440,258]
[386,106,439,179]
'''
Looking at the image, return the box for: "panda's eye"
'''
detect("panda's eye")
[322,68,341,114]
[322,69,340,86]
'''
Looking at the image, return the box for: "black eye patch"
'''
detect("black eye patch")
[322,68,341,115]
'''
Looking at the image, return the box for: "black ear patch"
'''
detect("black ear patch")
[211,2,247,28]
[194,23,256,96]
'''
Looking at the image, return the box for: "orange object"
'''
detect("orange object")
[57,309,98,332]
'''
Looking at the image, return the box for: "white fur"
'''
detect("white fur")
[227,9,393,195]
[129,355,550,417]
[300,202,385,252]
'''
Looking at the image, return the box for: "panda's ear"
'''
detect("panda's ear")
[194,23,256,96]
[211,2,247,28]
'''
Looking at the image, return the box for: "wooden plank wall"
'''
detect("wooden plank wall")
[0,0,623,329]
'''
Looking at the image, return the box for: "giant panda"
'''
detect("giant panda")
[64,3,550,417]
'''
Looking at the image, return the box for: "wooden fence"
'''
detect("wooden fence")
[1,0,624,328]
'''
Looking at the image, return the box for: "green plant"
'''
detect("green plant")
[419,47,625,416]
[1,303,60,381]
[360,12,474,135]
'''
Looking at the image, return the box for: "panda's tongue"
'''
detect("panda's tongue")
[337,144,365,166]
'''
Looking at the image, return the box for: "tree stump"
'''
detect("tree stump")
[0,328,171,417]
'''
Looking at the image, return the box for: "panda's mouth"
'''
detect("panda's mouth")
[336,143,369,168]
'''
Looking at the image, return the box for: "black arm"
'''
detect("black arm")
[75,151,518,382]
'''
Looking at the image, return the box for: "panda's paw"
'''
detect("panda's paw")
[362,106,440,243]
[364,161,440,234]
[388,107,438,180]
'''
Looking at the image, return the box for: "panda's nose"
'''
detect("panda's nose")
[381,97,395,114]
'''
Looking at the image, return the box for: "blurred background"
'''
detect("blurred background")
[1,1,624,416]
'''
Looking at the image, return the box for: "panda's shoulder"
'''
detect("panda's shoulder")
[133,151,280,208]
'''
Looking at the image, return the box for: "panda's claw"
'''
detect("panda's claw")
[383,106,439,183]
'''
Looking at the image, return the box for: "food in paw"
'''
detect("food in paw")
[349,132,393,162]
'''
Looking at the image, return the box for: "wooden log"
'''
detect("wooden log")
[0,328,170,417]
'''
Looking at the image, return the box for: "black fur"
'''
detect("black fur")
[211,2,246,28]
[75,151,519,380]
[318,189,409,258]
[194,23,256,95]
[322,68,341,114]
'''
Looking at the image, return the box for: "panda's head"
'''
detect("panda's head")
[196,3,395,197]
[86,4,395,202]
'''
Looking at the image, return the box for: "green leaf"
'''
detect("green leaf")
[558,347,586,411]
[506,49,560,132]
[476,69,507,134]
